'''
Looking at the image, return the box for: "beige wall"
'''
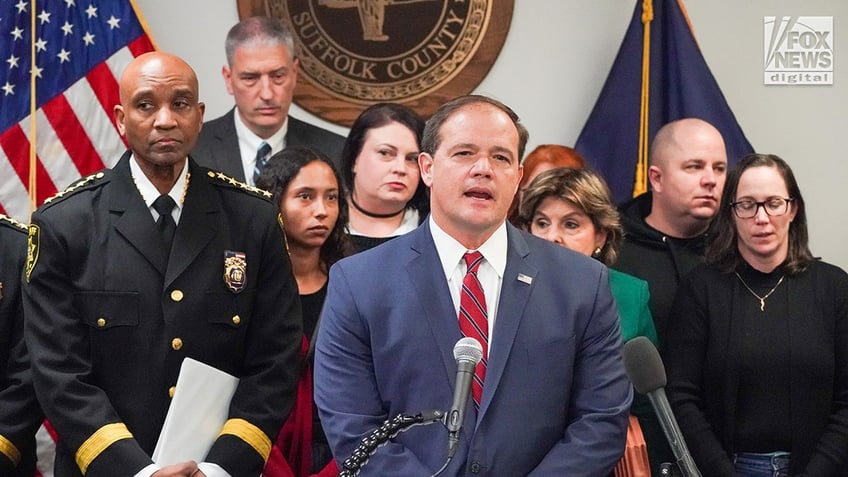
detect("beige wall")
[136,0,848,269]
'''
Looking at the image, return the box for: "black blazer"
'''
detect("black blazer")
[666,261,848,477]
[193,108,346,179]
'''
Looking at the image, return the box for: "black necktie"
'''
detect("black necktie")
[152,195,177,254]
[253,142,272,185]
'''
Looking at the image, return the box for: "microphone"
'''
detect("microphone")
[623,337,702,477]
[446,337,483,458]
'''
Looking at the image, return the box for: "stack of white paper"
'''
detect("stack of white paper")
[153,358,239,465]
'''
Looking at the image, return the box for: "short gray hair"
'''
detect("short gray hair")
[225,16,295,65]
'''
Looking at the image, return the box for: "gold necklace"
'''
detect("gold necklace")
[735,272,785,311]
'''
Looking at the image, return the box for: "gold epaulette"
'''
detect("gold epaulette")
[206,170,272,199]
[0,214,27,231]
[42,172,107,205]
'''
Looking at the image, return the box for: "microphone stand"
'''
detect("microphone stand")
[647,389,701,477]
[337,409,445,477]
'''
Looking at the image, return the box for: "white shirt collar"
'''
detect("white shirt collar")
[429,216,508,281]
[129,155,189,223]
[233,109,288,184]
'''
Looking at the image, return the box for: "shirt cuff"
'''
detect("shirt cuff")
[132,463,159,477]
[199,462,231,477]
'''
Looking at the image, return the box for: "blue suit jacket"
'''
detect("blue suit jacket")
[314,221,632,476]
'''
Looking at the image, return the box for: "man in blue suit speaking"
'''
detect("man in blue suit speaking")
[314,95,631,476]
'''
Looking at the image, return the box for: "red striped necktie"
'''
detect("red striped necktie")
[459,251,488,407]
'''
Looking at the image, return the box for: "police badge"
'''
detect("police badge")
[25,224,40,283]
[223,251,247,293]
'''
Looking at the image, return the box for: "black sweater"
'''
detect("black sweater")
[666,260,848,476]
[615,192,709,344]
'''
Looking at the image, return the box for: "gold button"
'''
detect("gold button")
[168,386,176,398]
[171,338,183,350]
[232,315,241,325]
[170,290,184,302]
[97,318,107,327]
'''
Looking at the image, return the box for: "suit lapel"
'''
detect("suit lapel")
[478,226,536,421]
[165,162,218,288]
[284,116,306,148]
[406,223,464,388]
[212,109,245,180]
[110,153,169,275]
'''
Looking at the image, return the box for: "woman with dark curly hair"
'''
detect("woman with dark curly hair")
[257,146,352,477]
[517,167,657,344]
[517,167,658,477]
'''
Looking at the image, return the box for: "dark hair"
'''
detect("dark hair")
[706,153,813,274]
[256,146,352,267]
[517,167,623,266]
[341,103,428,215]
[421,95,529,160]
[225,16,295,65]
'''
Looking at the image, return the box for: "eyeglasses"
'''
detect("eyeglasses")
[730,197,793,218]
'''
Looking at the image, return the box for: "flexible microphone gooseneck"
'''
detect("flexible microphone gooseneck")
[336,338,485,477]
[623,336,702,477]
[336,409,445,477]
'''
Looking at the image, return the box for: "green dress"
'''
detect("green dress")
[608,268,658,344]
[609,268,667,475]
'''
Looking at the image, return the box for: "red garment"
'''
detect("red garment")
[264,337,338,477]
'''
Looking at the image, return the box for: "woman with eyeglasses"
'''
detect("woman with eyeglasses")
[665,154,848,476]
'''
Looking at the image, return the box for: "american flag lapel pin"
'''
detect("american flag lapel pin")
[517,273,533,285]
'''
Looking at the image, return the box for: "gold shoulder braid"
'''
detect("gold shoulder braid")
[180,172,191,206]
[207,171,272,199]
[43,172,107,205]
[0,214,27,231]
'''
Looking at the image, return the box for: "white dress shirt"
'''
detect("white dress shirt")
[130,157,231,477]
[233,109,287,185]
[429,216,508,351]
[130,155,188,225]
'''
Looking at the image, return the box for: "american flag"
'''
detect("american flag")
[0,0,155,223]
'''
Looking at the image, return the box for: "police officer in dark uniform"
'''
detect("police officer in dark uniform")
[0,214,44,476]
[23,52,302,477]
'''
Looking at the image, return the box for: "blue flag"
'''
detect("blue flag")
[575,0,753,204]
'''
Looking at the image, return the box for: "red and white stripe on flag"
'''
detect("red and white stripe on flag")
[0,1,156,223]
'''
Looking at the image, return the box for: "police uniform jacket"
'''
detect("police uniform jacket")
[23,153,303,477]
[0,215,43,476]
